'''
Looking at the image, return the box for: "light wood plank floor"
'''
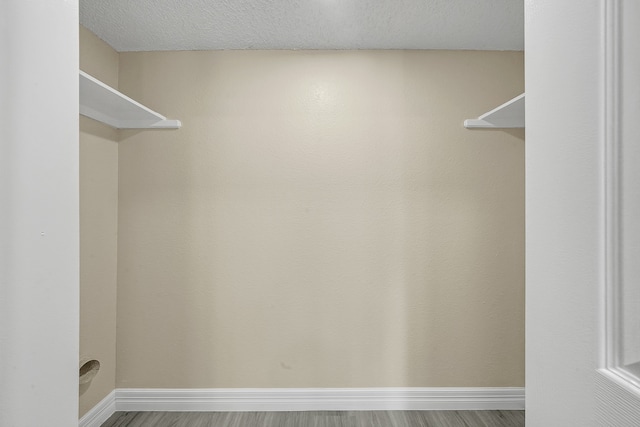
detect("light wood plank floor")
[102,410,525,427]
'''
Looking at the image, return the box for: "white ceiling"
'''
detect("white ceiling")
[79,0,523,52]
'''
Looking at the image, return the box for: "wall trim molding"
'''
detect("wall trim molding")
[114,387,525,412]
[599,0,640,409]
[79,387,524,424]
[601,0,622,373]
[79,390,116,427]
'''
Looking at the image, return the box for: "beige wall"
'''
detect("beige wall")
[80,25,118,88]
[79,25,119,417]
[116,50,524,388]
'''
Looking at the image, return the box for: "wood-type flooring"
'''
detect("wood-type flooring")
[102,410,525,427]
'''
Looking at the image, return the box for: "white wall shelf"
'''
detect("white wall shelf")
[79,70,181,129]
[464,93,525,129]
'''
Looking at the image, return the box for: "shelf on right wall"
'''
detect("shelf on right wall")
[464,93,525,129]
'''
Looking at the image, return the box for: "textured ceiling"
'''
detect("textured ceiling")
[79,0,523,52]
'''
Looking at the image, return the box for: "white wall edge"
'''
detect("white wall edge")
[114,387,525,412]
[79,390,117,427]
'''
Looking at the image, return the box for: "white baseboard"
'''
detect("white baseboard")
[80,387,524,425]
[115,387,525,412]
[79,390,116,427]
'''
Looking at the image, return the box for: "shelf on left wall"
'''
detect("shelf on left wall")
[79,70,181,130]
